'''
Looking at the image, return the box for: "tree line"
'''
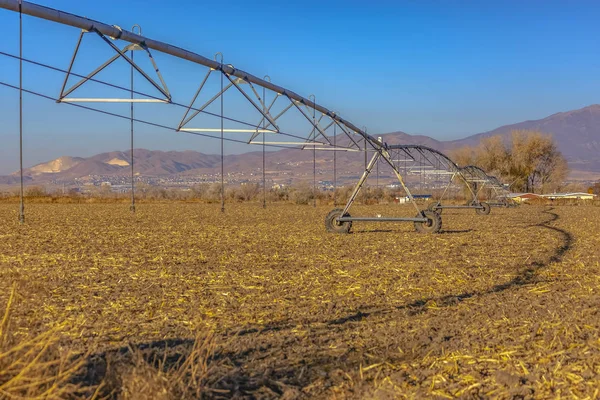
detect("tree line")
[450,130,569,193]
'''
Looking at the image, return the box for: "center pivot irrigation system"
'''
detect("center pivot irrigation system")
[458,166,517,209]
[483,173,519,208]
[1,0,513,233]
[426,165,518,215]
[427,165,494,216]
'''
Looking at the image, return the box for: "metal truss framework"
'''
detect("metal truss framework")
[58,28,171,103]
[0,0,515,232]
[428,165,491,215]
[460,166,518,208]
[326,144,464,234]
[426,165,515,215]
[0,0,373,151]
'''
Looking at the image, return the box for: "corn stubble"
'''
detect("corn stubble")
[0,202,599,398]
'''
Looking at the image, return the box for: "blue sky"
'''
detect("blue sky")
[1,0,600,174]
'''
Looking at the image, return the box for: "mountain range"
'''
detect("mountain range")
[2,104,600,185]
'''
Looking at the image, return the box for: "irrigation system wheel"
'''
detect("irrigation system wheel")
[476,202,491,215]
[427,201,442,214]
[325,208,352,234]
[414,210,442,234]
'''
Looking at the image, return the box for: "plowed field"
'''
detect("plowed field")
[1,203,599,398]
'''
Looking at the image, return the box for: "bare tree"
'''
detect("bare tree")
[450,130,568,193]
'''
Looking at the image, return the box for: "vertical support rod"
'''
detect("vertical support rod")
[333,122,337,206]
[262,79,267,209]
[18,0,24,224]
[364,136,367,171]
[376,136,381,204]
[436,158,440,197]
[376,155,379,189]
[310,95,316,208]
[129,45,135,213]
[363,127,367,204]
[220,68,225,213]
[420,152,423,192]
[313,133,316,207]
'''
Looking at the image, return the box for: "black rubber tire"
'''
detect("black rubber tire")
[475,202,491,215]
[414,210,442,234]
[325,208,352,234]
[427,201,442,214]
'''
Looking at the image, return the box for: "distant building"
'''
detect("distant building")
[508,192,597,202]
[542,193,597,200]
[395,196,408,204]
[395,194,432,204]
[508,193,541,203]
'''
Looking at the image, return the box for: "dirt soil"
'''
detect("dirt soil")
[1,203,599,398]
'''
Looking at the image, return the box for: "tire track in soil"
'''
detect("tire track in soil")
[78,207,574,398]
[326,206,572,324]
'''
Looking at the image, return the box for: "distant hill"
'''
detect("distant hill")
[0,175,32,185]
[447,105,600,165]
[3,105,600,184]
[18,150,223,178]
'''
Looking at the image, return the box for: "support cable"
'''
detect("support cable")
[0,51,321,144]
[0,80,321,151]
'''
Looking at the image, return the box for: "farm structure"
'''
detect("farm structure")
[0,0,504,234]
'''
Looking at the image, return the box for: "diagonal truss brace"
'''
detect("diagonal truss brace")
[177,69,234,130]
[302,112,326,148]
[223,71,280,131]
[58,28,171,103]
[332,120,362,150]
[253,97,293,135]
[249,94,281,142]
[286,96,332,145]
[301,111,339,150]
[177,67,280,134]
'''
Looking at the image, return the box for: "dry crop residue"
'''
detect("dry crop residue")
[0,203,599,398]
